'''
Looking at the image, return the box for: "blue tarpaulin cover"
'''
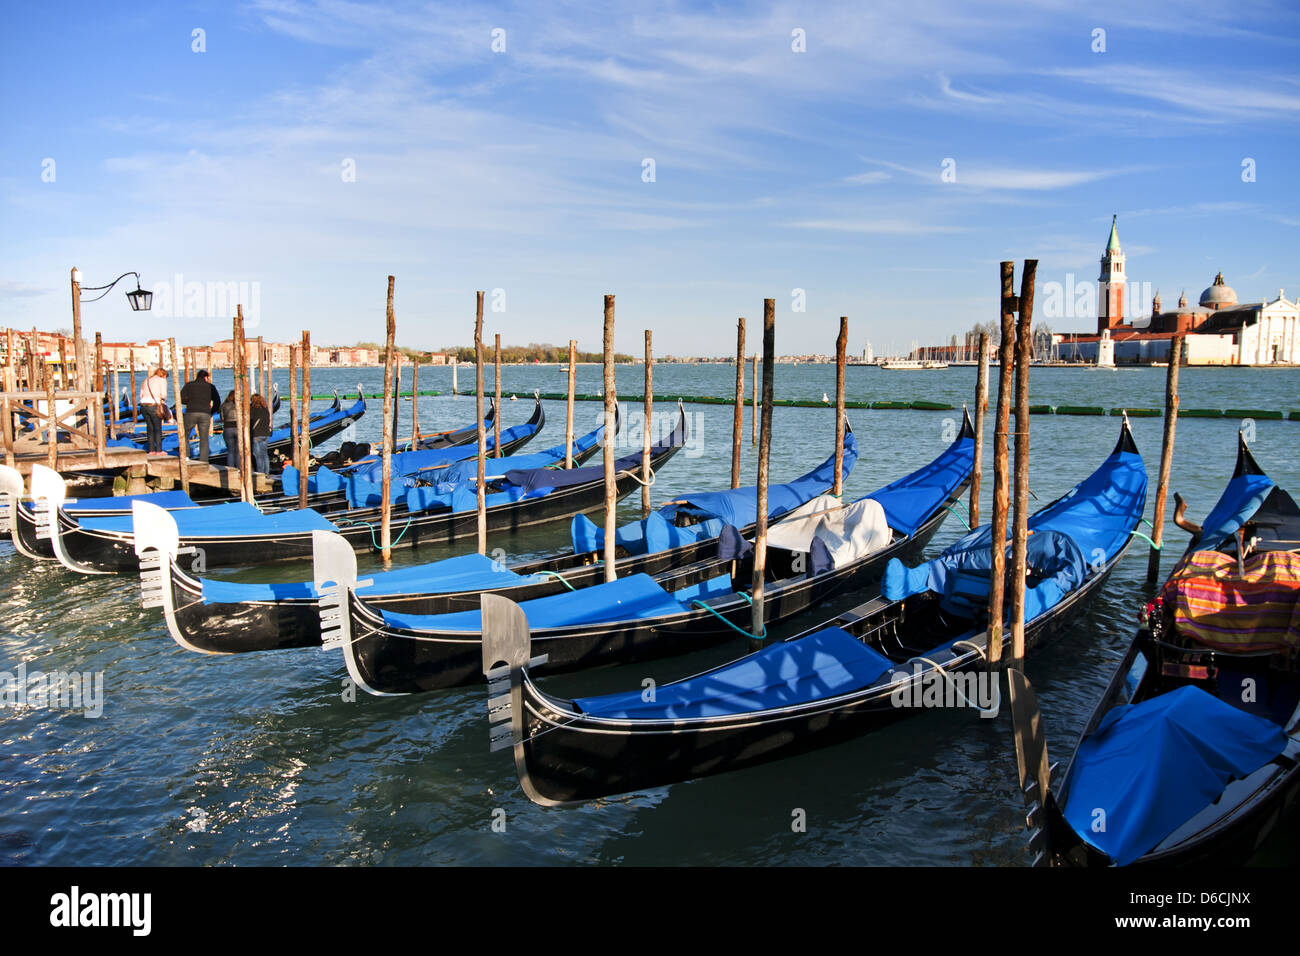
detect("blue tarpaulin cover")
[1062,685,1287,865]
[85,502,338,537]
[570,431,859,556]
[65,490,197,512]
[882,444,1147,621]
[864,431,975,536]
[575,625,895,719]
[1193,472,1275,552]
[378,572,727,633]
[201,551,543,604]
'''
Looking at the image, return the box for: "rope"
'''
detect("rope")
[904,652,988,711]
[1141,516,1154,530]
[691,590,766,640]
[943,500,972,531]
[624,467,656,488]
[533,570,576,591]
[1130,530,1160,550]
[334,512,417,549]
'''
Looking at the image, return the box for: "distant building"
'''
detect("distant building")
[1072,218,1299,365]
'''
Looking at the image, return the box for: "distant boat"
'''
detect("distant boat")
[879,359,948,370]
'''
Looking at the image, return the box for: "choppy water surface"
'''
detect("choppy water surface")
[2,362,1297,865]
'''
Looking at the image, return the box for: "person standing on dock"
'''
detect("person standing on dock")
[221,390,240,468]
[180,369,221,463]
[138,367,170,455]
[249,393,271,474]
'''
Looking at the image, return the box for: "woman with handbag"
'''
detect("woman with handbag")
[138,367,170,455]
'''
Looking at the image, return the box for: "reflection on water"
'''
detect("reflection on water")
[2,362,1297,864]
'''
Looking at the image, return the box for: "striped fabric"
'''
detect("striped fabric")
[1165,550,1300,652]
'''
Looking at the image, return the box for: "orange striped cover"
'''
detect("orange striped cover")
[1164,550,1300,652]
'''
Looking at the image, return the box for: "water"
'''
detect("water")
[3,363,1298,865]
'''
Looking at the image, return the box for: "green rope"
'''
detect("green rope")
[1141,516,1154,530]
[1130,530,1160,550]
[534,570,576,591]
[691,590,766,640]
[334,512,417,550]
[942,501,972,531]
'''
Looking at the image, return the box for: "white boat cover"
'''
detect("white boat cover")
[765,494,892,569]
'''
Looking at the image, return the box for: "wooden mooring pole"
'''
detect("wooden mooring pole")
[1009,259,1037,668]
[970,332,990,528]
[642,329,653,516]
[731,318,745,489]
[380,276,396,563]
[987,262,1016,669]
[565,339,576,468]
[233,308,252,503]
[834,316,847,497]
[298,331,310,509]
[494,333,502,458]
[288,343,300,485]
[168,338,191,495]
[411,359,421,446]
[474,291,487,556]
[602,294,617,582]
[751,299,776,638]
[1148,333,1183,584]
[751,354,758,445]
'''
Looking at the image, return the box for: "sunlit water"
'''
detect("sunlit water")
[2,362,1297,865]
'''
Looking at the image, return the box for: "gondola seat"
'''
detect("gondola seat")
[575,626,895,719]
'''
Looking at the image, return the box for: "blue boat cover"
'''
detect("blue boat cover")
[1193,472,1275,552]
[883,445,1147,622]
[83,502,338,537]
[570,431,859,556]
[865,431,975,535]
[576,626,895,719]
[162,397,363,458]
[379,572,728,633]
[504,419,683,495]
[65,490,198,512]
[343,417,540,507]
[200,551,545,605]
[1062,685,1287,865]
[428,415,608,488]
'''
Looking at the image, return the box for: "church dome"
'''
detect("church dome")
[1199,272,1237,309]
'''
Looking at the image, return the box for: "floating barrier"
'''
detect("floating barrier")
[456,391,1297,420]
[1223,408,1283,421]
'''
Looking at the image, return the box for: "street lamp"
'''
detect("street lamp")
[70,267,152,391]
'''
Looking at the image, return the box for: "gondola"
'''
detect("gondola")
[480,418,1146,806]
[134,422,857,655]
[28,398,548,573]
[44,403,679,575]
[318,411,975,696]
[1008,432,1300,867]
[411,399,496,450]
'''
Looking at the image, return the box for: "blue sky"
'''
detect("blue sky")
[2,0,1298,355]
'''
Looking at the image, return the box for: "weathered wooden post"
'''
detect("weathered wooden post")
[1148,333,1183,584]
[128,348,138,422]
[391,351,402,449]
[235,307,254,502]
[834,316,847,497]
[256,336,265,400]
[2,366,15,468]
[642,329,653,516]
[602,295,618,582]
[451,355,458,395]
[987,262,1017,669]
[751,299,776,637]
[731,318,745,489]
[490,333,500,457]
[751,354,758,445]
[411,359,421,446]
[1009,260,1037,668]
[70,266,88,391]
[565,339,577,468]
[970,332,990,527]
[45,371,57,470]
[298,331,310,509]
[288,343,300,480]
[475,291,487,556]
[380,276,396,563]
[168,338,191,495]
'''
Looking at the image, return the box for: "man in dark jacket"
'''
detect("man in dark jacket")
[180,370,222,463]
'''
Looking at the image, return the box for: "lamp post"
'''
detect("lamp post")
[71,267,152,390]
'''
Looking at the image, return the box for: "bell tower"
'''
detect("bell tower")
[1098,214,1126,334]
